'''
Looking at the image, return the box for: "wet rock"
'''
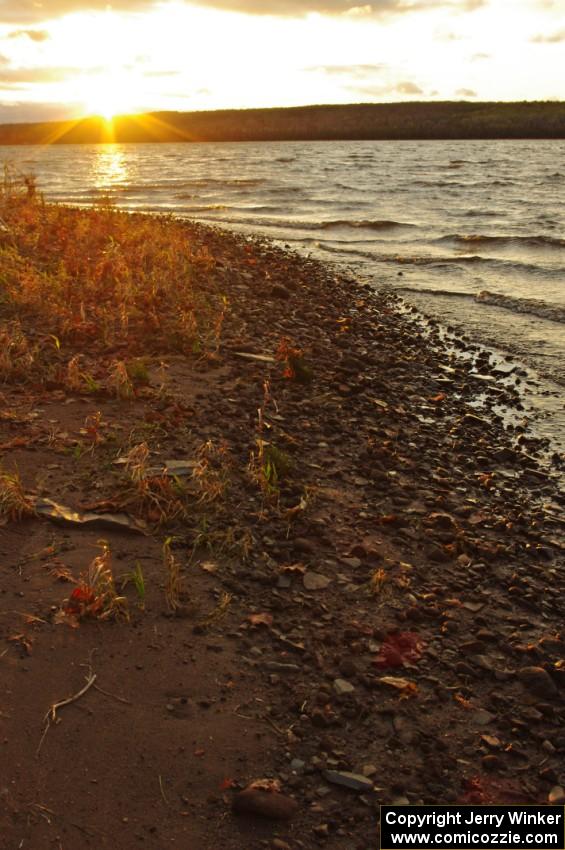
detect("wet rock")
[518,666,558,699]
[322,771,374,792]
[232,789,299,820]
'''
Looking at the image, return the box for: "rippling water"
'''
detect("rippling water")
[4,139,564,416]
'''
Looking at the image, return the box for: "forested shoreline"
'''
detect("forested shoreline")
[0,101,564,144]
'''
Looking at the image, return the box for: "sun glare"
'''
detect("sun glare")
[81,71,136,121]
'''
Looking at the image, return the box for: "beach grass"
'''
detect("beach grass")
[0,172,226,388]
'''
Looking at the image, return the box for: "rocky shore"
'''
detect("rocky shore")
[1,210,564,850]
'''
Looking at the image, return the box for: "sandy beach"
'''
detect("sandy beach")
[1,197,564,850]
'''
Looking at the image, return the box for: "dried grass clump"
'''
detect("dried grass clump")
[0,172,227,385]
[0,466,35,521]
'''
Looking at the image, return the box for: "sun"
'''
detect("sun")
[82,72,135,120]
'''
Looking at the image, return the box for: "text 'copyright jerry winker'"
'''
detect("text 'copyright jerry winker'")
[380,806,565,850]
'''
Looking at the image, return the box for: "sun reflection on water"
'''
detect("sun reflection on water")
[92,144,128,191]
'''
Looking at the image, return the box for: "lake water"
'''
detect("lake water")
[3,139,564,457]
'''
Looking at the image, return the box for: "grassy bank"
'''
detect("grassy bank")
[1,182,564,850]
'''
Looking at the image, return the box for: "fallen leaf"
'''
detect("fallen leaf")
[247,613,274,628]
[378,676,418,697]
[248,779,282,793]
[279,563,306,575]
[373,632,425,669]
[454,693,473,709]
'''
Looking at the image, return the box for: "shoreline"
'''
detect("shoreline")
[1,200,564,849]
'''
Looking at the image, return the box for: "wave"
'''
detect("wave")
[186,214,416,233]
[437,233,565,249]
[315,244,561,275]
[318,219,416,231]
[395,286,565,324]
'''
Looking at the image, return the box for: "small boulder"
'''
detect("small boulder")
[232,789,299,820]
[518,666,558,700]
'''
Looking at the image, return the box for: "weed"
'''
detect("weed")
[64,355,101,394]
[370,567,387,595]
[0,466,35,521]
[198,591,232,629]
[62,541,128,622]
[162,537,184,612]
[110,360,135,400]
[192,440,230,504]
[119,442,189,525]
[126,358,150,387]
[263,444,293,481]
[276,337,313,384]
[121,561,146,609]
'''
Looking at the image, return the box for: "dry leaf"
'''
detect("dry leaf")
[279,563,306,575]
[248,779,282,793]
[247,613,274,627]
[379,676,418,697]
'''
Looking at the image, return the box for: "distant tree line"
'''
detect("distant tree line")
[0,101,564,144]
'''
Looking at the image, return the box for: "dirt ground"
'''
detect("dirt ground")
[1,223,564,850]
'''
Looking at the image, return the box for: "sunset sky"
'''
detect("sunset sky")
[0,0,562,122]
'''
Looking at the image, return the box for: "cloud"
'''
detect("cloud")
[531,28,565,43]
[396,80,423,94]
[305,63,387,78]
[188,0,486,15]
[8,28,50,41]
[0,100,76,122]
[348,78,425,97]
[0,0,487,21]
[0,66,77,85]
[0,0,159,24]
[470,51,490,60]
[456,87,477,97]
[144,69,181,77]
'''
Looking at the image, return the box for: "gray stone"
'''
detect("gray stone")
[322,770,374,792]
[333,678,355,696]
[303,572,331,591]
[262,661,301,673]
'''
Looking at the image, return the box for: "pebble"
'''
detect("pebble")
[548,787,565,805]
[362,765,377,777]
[303,573,331,591]
[322,770,374,792]
[333,678,355,696]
